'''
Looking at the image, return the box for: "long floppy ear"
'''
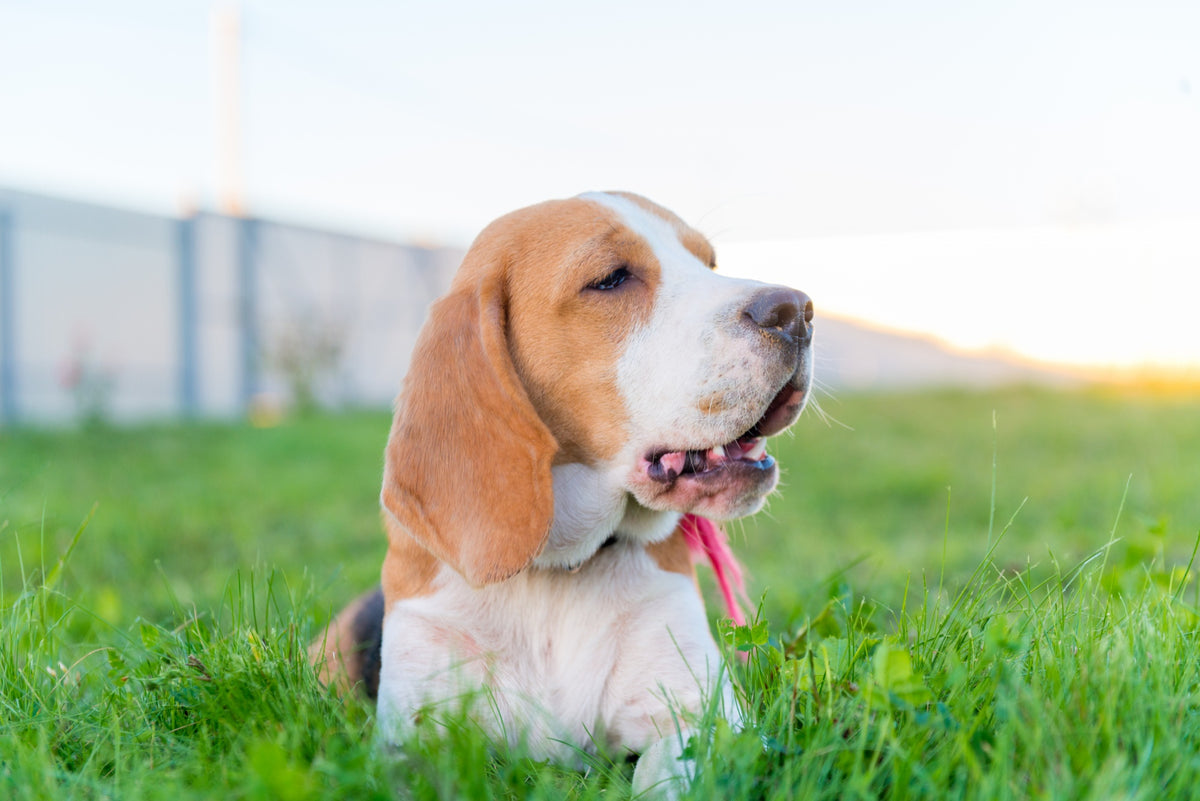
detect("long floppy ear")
[380,273,558,588]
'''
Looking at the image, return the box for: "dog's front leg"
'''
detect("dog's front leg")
[626,679,743,799]
[603,592,740,798]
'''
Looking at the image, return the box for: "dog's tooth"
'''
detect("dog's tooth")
[745,438,767,462]
[710,444,726,462]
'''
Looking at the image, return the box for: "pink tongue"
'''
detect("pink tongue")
[660,451,686,475]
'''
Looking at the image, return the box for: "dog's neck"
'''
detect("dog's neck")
[530,462,680,571]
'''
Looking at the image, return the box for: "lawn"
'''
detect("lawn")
[2,386,1200,799]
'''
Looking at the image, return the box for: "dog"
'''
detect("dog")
[312,191,813,795]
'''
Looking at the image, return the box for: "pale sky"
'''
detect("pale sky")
[2,1,1198,369]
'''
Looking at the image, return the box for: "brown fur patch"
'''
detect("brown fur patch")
[380,266,558,590]
[381,513,442,601]
[646,526,697,581]
[695,390,735,415]
[500,198,660,463]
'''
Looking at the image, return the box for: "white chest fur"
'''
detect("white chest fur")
[375,541,728,764]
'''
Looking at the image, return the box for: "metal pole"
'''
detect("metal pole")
[238,216,259,411]
[214,5,244,217]
[0,209,15,425]
[177,214,198,417]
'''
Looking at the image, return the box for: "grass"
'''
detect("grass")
[2,386,1200,798]
[1,413,389,625]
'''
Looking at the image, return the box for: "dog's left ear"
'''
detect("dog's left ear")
[380,266,558,589]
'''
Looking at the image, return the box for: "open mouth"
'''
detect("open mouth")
[643,382,803,484]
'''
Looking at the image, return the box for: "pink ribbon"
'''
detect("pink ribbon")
[679,514,749,626]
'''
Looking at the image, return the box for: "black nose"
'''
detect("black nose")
[743,287,813,345]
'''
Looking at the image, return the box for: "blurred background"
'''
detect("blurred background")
[1,0,1197,426]
[1,1,1199,624]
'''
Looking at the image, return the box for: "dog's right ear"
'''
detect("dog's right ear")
[380,271,558,590]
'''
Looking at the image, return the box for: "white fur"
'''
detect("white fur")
[532,463,683,570]
[531,463,629,570]
[377,542,733,765]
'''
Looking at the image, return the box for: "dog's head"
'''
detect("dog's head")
[381,192,812,587]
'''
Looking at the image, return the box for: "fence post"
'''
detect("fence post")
[177,213,198,417]
[238,216,259,412]
[0,208,15,426]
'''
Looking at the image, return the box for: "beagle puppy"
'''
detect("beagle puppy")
[313,192,813,795]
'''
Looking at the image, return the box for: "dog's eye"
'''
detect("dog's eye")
[587,267,631,292]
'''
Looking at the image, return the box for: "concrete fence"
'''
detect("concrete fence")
[0,187,461,426]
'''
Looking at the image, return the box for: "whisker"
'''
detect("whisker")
[805,389,853,431]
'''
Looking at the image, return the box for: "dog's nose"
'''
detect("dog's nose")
[743,287,813,345]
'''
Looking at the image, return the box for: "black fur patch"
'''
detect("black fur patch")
[350,586,386,700]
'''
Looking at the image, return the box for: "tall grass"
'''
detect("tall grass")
[703,531,1200,799]
[4,511,1197,798]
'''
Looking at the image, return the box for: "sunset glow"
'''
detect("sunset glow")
[719,217,1200,372]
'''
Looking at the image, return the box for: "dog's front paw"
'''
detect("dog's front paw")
[631,736,692,799]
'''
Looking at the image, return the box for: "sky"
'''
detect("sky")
[2,0,1198,370]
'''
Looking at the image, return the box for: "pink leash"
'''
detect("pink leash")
[679,514,749,626]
